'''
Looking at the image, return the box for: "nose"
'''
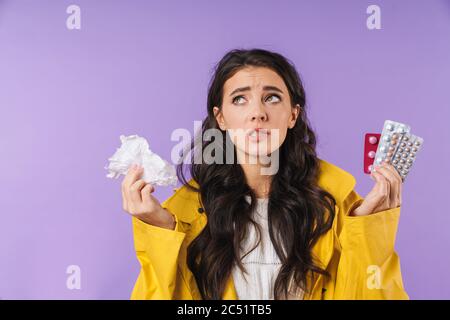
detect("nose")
[250,103,267,122]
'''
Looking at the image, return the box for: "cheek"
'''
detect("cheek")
[268,113,290,141]
[271,110,291,129]
[269,127,288,149]
[222,107,245,129]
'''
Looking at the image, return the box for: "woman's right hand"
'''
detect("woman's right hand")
[121,164,176,230]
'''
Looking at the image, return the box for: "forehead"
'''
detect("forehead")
[223,67,288,94]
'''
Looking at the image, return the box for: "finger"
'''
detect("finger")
[121,187,128,212]
[121,170,134,211]
[141,183,155,205]
[122,164,143,191]
[375,164,399,207]
[122,164,137,191]
[380,163,402,207]
[371,170,390,210]
[382,163,403,184]
[375,167,392,207]
[375,164,396,186]
[129,179,147,204]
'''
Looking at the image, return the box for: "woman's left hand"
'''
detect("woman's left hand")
[351,163,403,216]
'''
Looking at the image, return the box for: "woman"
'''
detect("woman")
[121,48,408,300]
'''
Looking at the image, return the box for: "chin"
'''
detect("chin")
[237,145,278,162]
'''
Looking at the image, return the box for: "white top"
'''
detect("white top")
[231,196,304,300]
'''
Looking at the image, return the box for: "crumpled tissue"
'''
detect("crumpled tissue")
[105,134,178,186]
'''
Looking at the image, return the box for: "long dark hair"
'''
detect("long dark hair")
[176,48,336,299]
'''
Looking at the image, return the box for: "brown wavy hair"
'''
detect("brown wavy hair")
[176,48,336,299]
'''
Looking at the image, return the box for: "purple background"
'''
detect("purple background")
[0,0,449,299]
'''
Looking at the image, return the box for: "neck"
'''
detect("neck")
[239,156,273,199]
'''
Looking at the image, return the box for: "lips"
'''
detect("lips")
[247,128,270,135]
[247,128,270,142]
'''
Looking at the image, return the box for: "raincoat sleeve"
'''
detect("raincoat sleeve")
[331,189,409,299]
[130,197,193,300]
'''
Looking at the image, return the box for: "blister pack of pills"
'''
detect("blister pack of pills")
[364,120,424,181]
[388,132,424,180]
[363,133,381,174]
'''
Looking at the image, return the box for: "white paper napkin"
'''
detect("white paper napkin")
[105,134,178,186]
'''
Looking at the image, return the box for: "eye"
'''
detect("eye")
[232,95,246,105]
[265,94,281,103]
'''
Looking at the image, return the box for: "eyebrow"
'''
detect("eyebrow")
[229,85,284,97]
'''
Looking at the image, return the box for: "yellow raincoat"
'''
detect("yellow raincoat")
[130,159,409,300]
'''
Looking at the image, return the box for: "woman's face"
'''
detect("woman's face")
[213,66,300,161]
